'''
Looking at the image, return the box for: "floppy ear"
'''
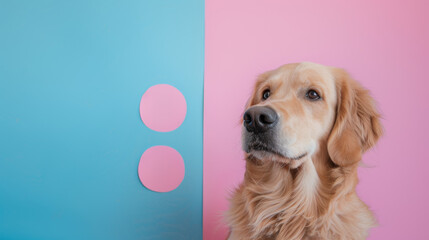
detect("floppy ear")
[246,71,272,107]
[327,69,383,167]
[240,73,266,125]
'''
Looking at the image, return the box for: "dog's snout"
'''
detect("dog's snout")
[243,106,278,133]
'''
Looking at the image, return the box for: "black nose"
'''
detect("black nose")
[243,106,278,133]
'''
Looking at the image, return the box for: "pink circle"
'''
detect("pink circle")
[138,146,185,192]
[140,84,187,132]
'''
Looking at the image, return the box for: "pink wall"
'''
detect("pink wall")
[204,0,429,239]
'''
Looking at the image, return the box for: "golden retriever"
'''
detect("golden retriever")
[227,62,383,240]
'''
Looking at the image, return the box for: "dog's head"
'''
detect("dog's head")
[242,62,382,168]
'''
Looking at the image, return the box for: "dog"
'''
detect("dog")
[226,62,383,240]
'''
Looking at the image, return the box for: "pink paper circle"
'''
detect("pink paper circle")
[138,146,185,192]
[140,84,187,132]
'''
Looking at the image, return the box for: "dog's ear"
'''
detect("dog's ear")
[327,69,383,167]
[240,72,272,124]
[246,71,272,108]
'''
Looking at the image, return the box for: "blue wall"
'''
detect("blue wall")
[0,1,204,239]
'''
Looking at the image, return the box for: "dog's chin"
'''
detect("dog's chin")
[247,149,309,169]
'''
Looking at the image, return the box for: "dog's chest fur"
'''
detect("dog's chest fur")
[227,158,375,240]
[228,160,321,239]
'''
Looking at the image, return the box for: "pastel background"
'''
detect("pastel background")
[204,0,429,240]
[0,1,203,240]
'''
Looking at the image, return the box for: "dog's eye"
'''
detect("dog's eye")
[306,90,321,100]
[262,89,270,100]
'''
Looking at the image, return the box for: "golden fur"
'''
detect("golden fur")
[227,62,383,240]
